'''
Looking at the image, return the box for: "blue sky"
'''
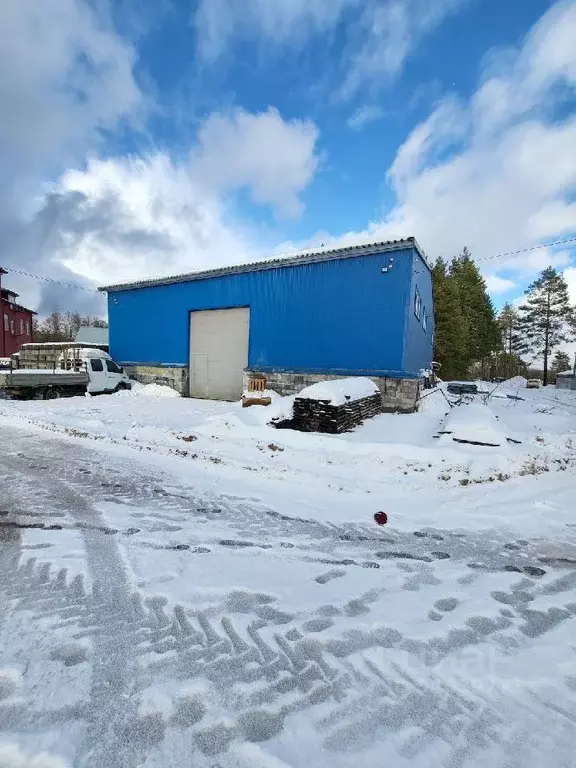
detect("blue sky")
[0,0,575,316]
[130,0,552,236]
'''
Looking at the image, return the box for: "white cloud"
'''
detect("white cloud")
[347,105,384,129]
[485,275,517,294]
[387,97,468,191]
[191,108,320,218]
[0,2,320,309]
[195,0,467,97]
[195,0,356,60]
[564,266,576,306]
[0,0,143,313]
[340,0,468,99]
[344,0,576,288]
[0,0,141,189]
[42,154,261,290]
[30,105,321,293]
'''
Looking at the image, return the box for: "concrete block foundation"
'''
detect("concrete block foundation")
[245,371,422,414]
[122,366,422,412]
[123,365,188,396]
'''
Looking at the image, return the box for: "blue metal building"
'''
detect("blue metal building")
[100,238,434,406]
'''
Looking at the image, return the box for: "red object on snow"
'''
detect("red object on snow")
[374,512,388,526]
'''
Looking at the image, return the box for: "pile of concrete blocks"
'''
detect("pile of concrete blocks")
[12,343,96,371]
[13,344,68,370]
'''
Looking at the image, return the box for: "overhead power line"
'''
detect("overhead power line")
[411,236,576,277]
[1,266,101,293]
[450,236,576,267]
[2,236,576,292]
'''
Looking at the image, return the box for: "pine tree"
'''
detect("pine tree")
[551,350,571,373]
[450,247,501,375]
[492,304,526,380]
[498,303,523,356]
[517,267,576,385]
[432,258,468,379]
[491,352,527,380]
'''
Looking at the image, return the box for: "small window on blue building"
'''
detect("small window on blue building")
[414,289,422,320]
[423,312,427,332]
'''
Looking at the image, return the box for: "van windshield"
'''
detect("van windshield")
[105,360,121,374]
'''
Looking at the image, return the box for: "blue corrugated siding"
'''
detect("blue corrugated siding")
[402,250,435,373]
[108,247,422,376]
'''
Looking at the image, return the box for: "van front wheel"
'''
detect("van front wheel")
[43,386,63,400]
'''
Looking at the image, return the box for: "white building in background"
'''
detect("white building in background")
[556,369,576,391]
[75,326,109,350]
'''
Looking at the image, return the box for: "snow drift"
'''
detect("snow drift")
[296,377,379,405]
[117,382,181,398]
[492,376,528,394]
[438,403,508,447]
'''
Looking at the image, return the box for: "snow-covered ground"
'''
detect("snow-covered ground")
[1,380,575,533]
[1,381,576,767]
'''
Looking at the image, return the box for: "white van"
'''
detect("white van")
[0,345,131,399]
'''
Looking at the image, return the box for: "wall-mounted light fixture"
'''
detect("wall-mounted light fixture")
[381,256,395,273]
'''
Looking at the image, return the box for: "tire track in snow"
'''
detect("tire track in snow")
[0,431,138,768]
[4,548,575,766]
[3,426,576,765]
[63,480,138,768]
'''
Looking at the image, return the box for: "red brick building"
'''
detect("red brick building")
[1,268,35,358]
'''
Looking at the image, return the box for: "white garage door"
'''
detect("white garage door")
[189,308,250,400]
